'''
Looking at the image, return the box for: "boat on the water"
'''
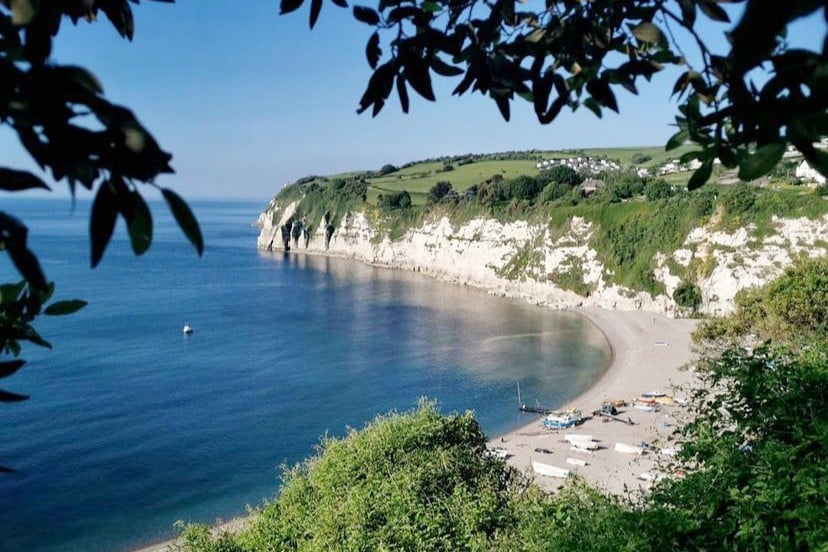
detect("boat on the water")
[532,460,570,478]
[543,409,582,429]
[183,324,194,335]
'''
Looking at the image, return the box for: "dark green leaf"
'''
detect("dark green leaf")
[10,0,36,25]
[739,142,786,181]
[0,360,25,379]
[666,129,689,151]
[632,22,664,44]
[280,0,304,15]
[582,97,603,118]
[366,32,381,69]
[58,65,104,95]
[698,1,730,22]
[678,0,696,27]
[353,5,380,25]
[421,1,441,12]
[0,169,50,192]
[101,0,135,40]
[431,57,463,77]
[680,151,705,164]
[90,182,118,268]
[44,299,87,316]
[7,245,47,291]
[121,191,153,255]
[397,73,410,113]
[0,389,29,402]
[494,95,510,122]
[0,282,26,305]
[24,327,51,349]
[403,56,436,101]
[162,188,204,256]
[586,78,618,112]
[309,0,323,28]
[687,160,713,190]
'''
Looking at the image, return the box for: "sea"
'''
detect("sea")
[0,198,610,552]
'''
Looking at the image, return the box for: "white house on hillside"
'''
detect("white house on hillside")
[795,160,826,186]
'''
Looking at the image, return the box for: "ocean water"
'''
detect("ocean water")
[0,198,610,552]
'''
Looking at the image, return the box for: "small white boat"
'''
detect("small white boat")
[638,472,664,482]
[634,404,658,412]
[570,446,594,454]
[564,434,594,443]
[660,447,679,457]
[532,461,570,478]
[183,324,194,335]
[486,447,509,459]
[570,440,599,450]
[566,457,587,467]
[641,390,666,398]
[614,442,644,455]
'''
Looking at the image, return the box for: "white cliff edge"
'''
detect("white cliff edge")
[256,202,828,317]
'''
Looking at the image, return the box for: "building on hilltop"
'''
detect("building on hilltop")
[536,156,620,176]
[795,160,827,186]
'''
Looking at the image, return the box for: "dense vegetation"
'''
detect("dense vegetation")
[174,258,827,551]
[268,153,828,296]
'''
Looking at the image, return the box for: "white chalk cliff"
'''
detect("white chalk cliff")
[257,200,828,317]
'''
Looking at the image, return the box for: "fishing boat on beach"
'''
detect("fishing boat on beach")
[543,409,583,429]
[614,442,644,455]
[532,461,570,478]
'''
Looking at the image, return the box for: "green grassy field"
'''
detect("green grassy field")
[349,147,702,206]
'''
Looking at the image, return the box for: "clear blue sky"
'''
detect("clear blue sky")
[2,1,825,200]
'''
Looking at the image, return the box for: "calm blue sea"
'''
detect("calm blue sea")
[0,198,610,552]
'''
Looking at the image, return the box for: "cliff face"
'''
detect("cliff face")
[256,201,828,317]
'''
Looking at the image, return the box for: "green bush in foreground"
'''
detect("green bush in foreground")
[180,402,526,552]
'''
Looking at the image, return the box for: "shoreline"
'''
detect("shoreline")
[492,306,698,495]
[134,306,697,551]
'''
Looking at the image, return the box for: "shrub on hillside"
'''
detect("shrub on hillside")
[539,180,571,203]
[427,181,453,204]
[644,179,674,201]
[673,281,702,311]
[645,344,828,551]
[378,190,412,210]
[539,165,583,187]
[721,184,758,217]
[506,175,543,201]
[377,164,398,176]
[695,256,828,346]
[181,402,525,552]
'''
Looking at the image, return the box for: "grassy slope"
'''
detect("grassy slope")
[368,160,540,205]
[359,146,699,206]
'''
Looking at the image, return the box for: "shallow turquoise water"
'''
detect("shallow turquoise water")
[0,199,609,551]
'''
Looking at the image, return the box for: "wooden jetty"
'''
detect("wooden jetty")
[519,404,554,414]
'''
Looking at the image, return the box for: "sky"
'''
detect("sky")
[1,1,825,200]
